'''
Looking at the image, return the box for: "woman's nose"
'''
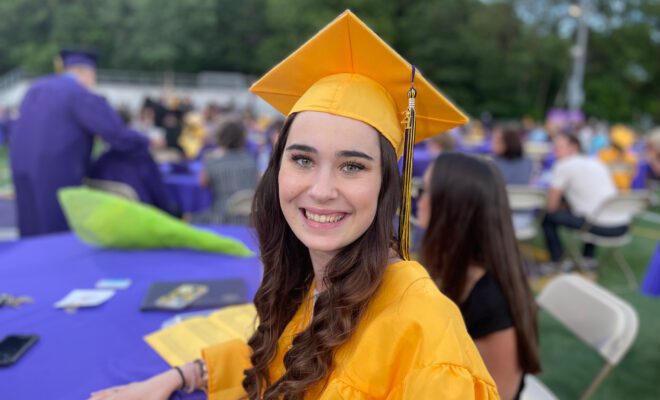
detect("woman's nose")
[308,168,339,202]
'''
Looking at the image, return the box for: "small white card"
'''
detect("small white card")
[54,289,115,309]
[95,278,132,290]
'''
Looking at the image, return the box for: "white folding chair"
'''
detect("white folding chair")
[84,178,139,201]
[521,274,639,400]
[569,190,650,288]
[411,176,424,199]
[520,375,558,400]
[649,181,660,206]
[524,142,553,165]
[409,176,425,229]
[151,148,184,164]
[507,185,547,241]
[224,189,255,225]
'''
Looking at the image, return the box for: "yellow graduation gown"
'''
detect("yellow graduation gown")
[598,147,638,190]
[202,260,500,399]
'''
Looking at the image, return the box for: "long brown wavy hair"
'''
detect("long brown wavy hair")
[420,153,541,374]
[243,113,402,399]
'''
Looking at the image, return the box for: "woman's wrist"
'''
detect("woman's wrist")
[154,368,186,394]
[179,359,207,393]
[181,362,198,392]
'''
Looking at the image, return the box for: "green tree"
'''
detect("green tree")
[398,0,569,119]
[0,0,657,124]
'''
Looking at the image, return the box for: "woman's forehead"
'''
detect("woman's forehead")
[287,111,381,153]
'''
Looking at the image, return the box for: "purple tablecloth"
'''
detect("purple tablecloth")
[163,174,213,213]
[641,244,660,297]
[0,226,262,399]
[161,162,213,213]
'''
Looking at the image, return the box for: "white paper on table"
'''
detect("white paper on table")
[54,289,116,308]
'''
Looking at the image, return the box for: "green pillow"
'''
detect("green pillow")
[58,187,254,257]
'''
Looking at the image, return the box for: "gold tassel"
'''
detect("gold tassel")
[398,67,417,260]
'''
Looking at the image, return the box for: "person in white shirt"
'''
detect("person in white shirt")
[543,134,628,269]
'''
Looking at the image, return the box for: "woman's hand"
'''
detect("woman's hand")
[89,369,181,400]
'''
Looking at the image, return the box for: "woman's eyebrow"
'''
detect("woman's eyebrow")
[337,150,374,161]
[285,144,317,153]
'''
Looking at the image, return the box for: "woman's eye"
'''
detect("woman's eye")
[292,155,312,168]
[341,162,365,173]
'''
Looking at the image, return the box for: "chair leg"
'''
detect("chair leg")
[613,248,638,289]
[580,363,613,400]
[566,235,584,269]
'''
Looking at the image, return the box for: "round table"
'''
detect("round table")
[0,226,261,399]
[160,162,213,213]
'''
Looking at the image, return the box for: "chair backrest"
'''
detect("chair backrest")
[225,189,255,218]
[590,190,650,226]
[152,148,184,164]
[84,179,139,202]
[411,176,424,199]
[649,181,660,206]
[507,185,547,211]
[524,142,552,162]
[537,274,639,365]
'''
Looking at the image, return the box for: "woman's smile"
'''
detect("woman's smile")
[301,207,349,228]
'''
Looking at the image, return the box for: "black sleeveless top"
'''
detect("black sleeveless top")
[459,273,524,399]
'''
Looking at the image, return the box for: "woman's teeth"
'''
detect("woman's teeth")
[305,210,344,223]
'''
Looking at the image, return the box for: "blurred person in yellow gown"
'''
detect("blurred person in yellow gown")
[598,124,638,191]
[179,112,208,160]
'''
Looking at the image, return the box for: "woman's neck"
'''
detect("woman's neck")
[309,248,403,293]
[308,249,336,293]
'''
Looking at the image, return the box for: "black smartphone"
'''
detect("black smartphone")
[0,334,39,367]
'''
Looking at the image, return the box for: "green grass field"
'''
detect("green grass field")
[0,146,9,189]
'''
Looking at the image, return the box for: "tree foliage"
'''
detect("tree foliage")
[0,0,657,123]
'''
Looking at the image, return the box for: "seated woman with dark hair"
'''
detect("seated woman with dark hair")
[417,152,541,400]
[492,125,533,185]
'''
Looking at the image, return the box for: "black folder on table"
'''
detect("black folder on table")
[141,279,248,311]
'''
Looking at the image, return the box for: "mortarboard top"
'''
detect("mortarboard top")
[58,49,98,69]
[249,9,468,157]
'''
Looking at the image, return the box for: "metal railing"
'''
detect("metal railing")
[0,69,36,92]
[0,68,250,92]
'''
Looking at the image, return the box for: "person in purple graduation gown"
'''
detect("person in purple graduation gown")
[9,49,151,237]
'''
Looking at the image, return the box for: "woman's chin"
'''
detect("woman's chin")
[302,240,344,256]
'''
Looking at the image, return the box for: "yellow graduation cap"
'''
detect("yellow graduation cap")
[250,10,468,259]
[610,124,635,150]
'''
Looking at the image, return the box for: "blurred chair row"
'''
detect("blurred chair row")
[507,185,651,288]
[508,186,646,399]
[85,179,254,224]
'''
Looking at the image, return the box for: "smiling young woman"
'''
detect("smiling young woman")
[90,10,500,400]
[243,110,405,398]
[277,112,383,267]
